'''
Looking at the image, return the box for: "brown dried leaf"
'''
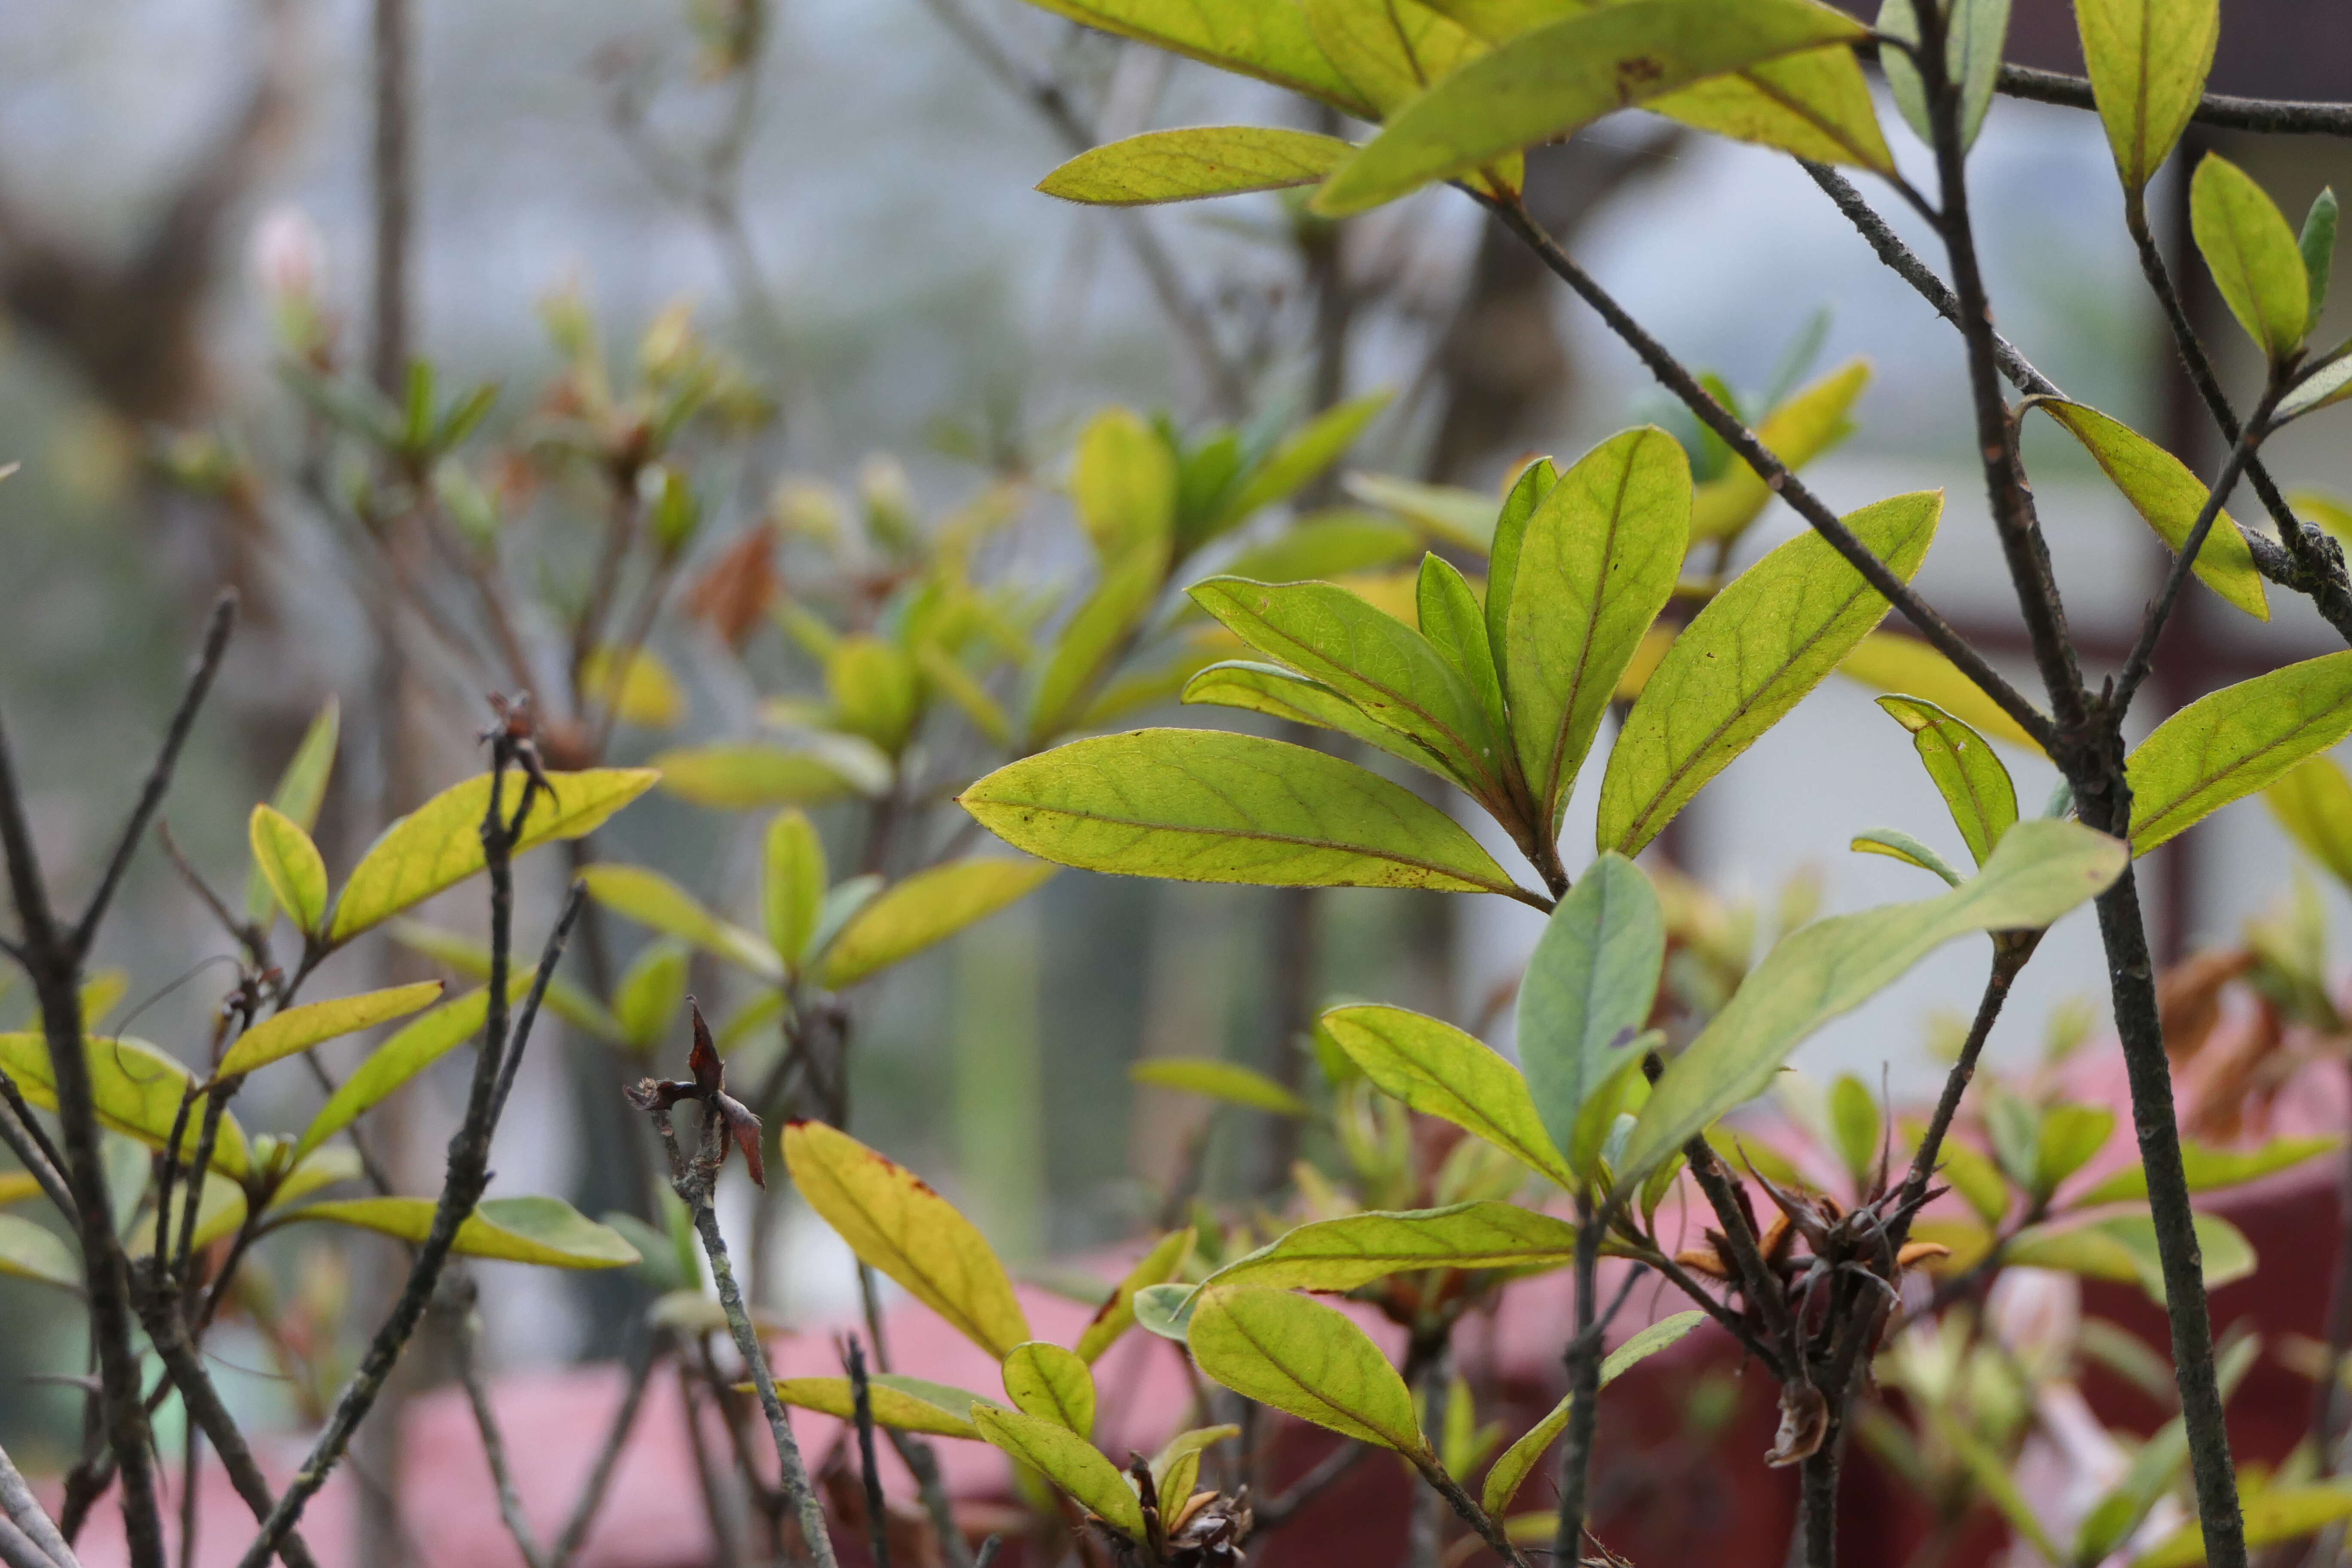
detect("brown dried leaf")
[1764,1382,1828,1467]
[687,527,780,649]
[2158,947,2256,1063]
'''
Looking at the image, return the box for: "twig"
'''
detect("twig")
[0,1075,74,1216]
[637,1091,838,1568]
[232,747,575,1568]
[1997,63,2352,138]
[544,1338,662,1568]
[1891,950,2027,1243]
[844,1338,893,1568]
[1254,1441,1368,1529]
[0,1442,76,1568]
[139,1299,321,1568]
[1476,192,2056,754]
[1550,1216,1605,1568]
[450,1284,547,1568]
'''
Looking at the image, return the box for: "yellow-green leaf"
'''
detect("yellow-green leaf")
[2127,653,2352,854]
[1002,1341,1097,1436]
[1481,1309,1705,1514]
[1310,0,1867,215]
[0,1034,248,1177]
[959,729,1523,896]
[1073,1228,1194,1363]
[1851,827,1963,885]
[2134,1483,2352,1568]
[579,864,783,980]
[1182,661,1442,775]
[1207,1200,1577,1291]
[818,859,1056,989]
[245,696,340,928]
[1506,428,1690,830]
[2190,153,2313,363]
[2076,0,2217,190]
[613,941,689,1054]
[1517,853,1664,1167]
[1876,696,2019,867]
[1304,0,1484,116]
[1617,819,2128,1187]
[581,645,687,729]
[1319,1004,1575,1188]
[1188,1285,1427,1454]
[1599,490,1942,856]
[1016,0,1374,118]
[1223,392,1396,531]
[387,920,622,1043]
[0,1172,42,1207]
[783,1121,1032,1357]
[0,1212,77,1289]
[829,637,924,755]
[651,742,879,810]
[971,1405,1145,1538]
[1646,48,1893,173]
[328,769,658,943]
[2076,1134,2341,1207]
[217,981,444,1079]
[1131,1058,1309,1115]
[1688,359,1871,545]
[774,1376,998,1440]
[250,804,330,936]
[2269,754,2352,888]
[765,810,828,968]
[292,983,524,1161]
[1151,1424,1239,1510]
[1040,126,1354,206]
[286,1195,641,1268]
[2035,400,2268,620]
[1030,544,1168,741]
[1837,632,2044,753]
[1348,471,1514,552]
[1210,513,1420,586]
[2005,1209,2253,1304]
[1071,406,1178,563]
[1190,577,1510,801]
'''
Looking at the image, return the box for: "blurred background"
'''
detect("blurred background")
[2,0,2350,1495]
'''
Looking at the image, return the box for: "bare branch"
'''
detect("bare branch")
[1998,62,2352,138]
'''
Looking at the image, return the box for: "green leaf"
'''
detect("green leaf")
[1224,393,1395,529]
[1072,406,1178,561]
[1877,0,2009,151]
[2303,188,2339,333]
[2191,152,2311,363]
[775,1376,997,1440]
[217,981,445,1079]
[1479,1308,1706,1515]
[650,742,879,809]
[1839,632,2045,753]
[1073,1228,1194,1363]
[1517,853,1664,1167]
[2034,1104,2116,1197]
[2030,400,2268,620]
[2075,0,2218,190]
[2005,1209,2254,1304]
[1151,1424,1239,1508]
[1506,428,1690,830]
[2134,1483,2352,1568]
[1002,1341,1097,1436]
[1617,819,2128,1187]
[764,810,828,968]
[1207,1201,1578,1291]
[1131,1058,1310,1115]
[581,864,783,980]
[1348,470,1530,554]
[1303,0,1484,117]
[971,1405,1144,1538]
[2076,1134,2342,1206]
[292,984,522,1162]
[245,697,340,928]
[0,1212,77,1289]
[1038,126,1354,206]
[1417,554,1507,742]
[1182,661,1448,775]
[2282,353,2352,423]
[250,805,330,936]
[917,643,1014,748]
[1320,1004,1575,1188]
[1877,696,2019,867]
[1932,1135,2012,1225]
[1827,1074,1881,1185]
[829,636,924,755]
[2127,652,2352,854]
[1189,577,1509,801]
[1188,1285,1427,1454]
[1599,490,1942,856]
[783,1120,1032,1357]
[1014,0,1375,119]
[1031,545,1168,741]
[959,729,1523,896]
[613,940,689,1053]
[1850,827,1963,886]
[0,1033,248,1177]
[287,1195,641,1268]
[1686,360,1869,546]
[1940,1414,2064,1565]
[1212,513,1421,585]
[1132,1282,1200,1341]
[386,920,622,1043]
[328,769,659,943]
[1309,0,1867,215]
[818,859,1056,988]
[2269,755,2352,890]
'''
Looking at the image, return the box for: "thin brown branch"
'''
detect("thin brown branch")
[0,1442,77,1568]
[139,1298,321,1568]
[1998,63,2352,138]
